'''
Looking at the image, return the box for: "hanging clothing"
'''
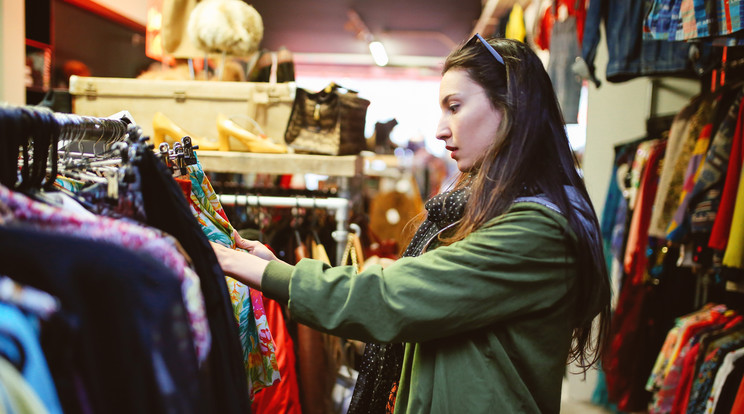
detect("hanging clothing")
[656,97,715,240]
[646,0,744,40]
[647,305,732,413]
[0,106,253,414]
[667,124,714,241]
[251,294,302,414]
[687,329,744,413]
[179,155,280,398]
[623,139,664,282]
[505,4,526,42]
[136,149,252,414]
[722,166,744,268]
[0,302,62,414]
[0,224,204,414]
[547,15,582,123]
[0,185,211,364]
[0,356,51,414]
[649,97,702,237]
[710,93,744,251]
[600,142,633,306]
[712,355,744,413]
[705,347,744,412]
[689,92,744,235]
[577,0,695,84]
[534,0,586,51]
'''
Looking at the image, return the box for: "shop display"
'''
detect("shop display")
[597,86,744,413]
[0,106,252,413]
[11,0,744,411]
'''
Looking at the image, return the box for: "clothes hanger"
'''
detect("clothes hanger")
[255,194,265,244]
[293,198,309,261]
[1,107,23,188]
[17,107,50,192]
[310,197,332,264]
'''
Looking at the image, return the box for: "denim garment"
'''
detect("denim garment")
[715,0,744,36]
[578,0,694,84]
[648,0,744,39]
[646,0,677,39]
[548,16,581,123]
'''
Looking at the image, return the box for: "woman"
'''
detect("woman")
[212,35,611,413]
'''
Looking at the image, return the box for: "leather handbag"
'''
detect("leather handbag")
[284,83,370,156]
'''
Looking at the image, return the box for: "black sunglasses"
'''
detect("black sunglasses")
[468,33,505,66]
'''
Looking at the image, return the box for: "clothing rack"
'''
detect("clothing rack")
[0,105,133,143]
[1,105,140,191]
[217,194,351,265]
[51,111,132,143]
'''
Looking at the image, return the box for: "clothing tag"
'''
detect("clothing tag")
[0,276,60,319]
[107,170,119,199]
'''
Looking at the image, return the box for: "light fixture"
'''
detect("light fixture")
[347,9,389,67]
[368,40,389,66]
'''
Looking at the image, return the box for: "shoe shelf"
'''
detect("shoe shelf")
[195,151,363,177]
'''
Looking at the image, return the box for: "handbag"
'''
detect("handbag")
[284,83,370,155]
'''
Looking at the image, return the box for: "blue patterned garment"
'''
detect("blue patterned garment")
[687,330,744,414]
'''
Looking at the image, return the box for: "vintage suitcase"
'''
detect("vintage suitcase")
[69,76,295,149]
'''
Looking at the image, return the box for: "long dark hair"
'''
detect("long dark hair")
[441,37,611,371]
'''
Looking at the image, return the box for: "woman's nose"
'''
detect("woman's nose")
[436,117,450,141]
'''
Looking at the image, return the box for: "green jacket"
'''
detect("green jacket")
[262,202,579,413]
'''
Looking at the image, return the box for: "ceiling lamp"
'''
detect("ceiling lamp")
[347,9,388,67]
[368,41,388,66]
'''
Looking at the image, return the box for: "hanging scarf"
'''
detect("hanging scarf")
[347,186,470,414]
[177,156,281,399]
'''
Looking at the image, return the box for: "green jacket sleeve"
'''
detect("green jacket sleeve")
[262,204,578,343]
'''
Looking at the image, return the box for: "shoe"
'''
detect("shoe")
[152,112,220,151]
[216,114,288,153]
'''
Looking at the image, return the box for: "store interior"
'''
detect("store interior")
[2,0,744,413]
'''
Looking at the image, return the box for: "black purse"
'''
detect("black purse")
[284,83,370,155]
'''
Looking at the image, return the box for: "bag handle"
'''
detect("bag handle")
[269,51,278,86]
[322,82,359,95]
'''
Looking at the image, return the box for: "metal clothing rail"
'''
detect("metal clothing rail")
[0,105,136,190]
[0,105,132,143]
[51,111,131,143]
[217,194,352,265]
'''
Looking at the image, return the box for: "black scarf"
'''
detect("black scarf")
[347,187,469,414]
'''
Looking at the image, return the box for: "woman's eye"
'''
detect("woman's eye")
[449,104,459,113]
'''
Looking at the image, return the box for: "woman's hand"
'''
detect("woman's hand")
[211,240,269,290]
[232,230,279,262]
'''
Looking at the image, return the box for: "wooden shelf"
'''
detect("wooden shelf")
[196,151,363,177]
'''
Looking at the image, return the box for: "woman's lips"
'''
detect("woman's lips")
[446,146,458,159]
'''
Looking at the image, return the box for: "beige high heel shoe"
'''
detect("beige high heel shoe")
[152,112,220,151]
[216,114,288,153]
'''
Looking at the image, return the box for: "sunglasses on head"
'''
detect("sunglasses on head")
[467,33,505,66]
